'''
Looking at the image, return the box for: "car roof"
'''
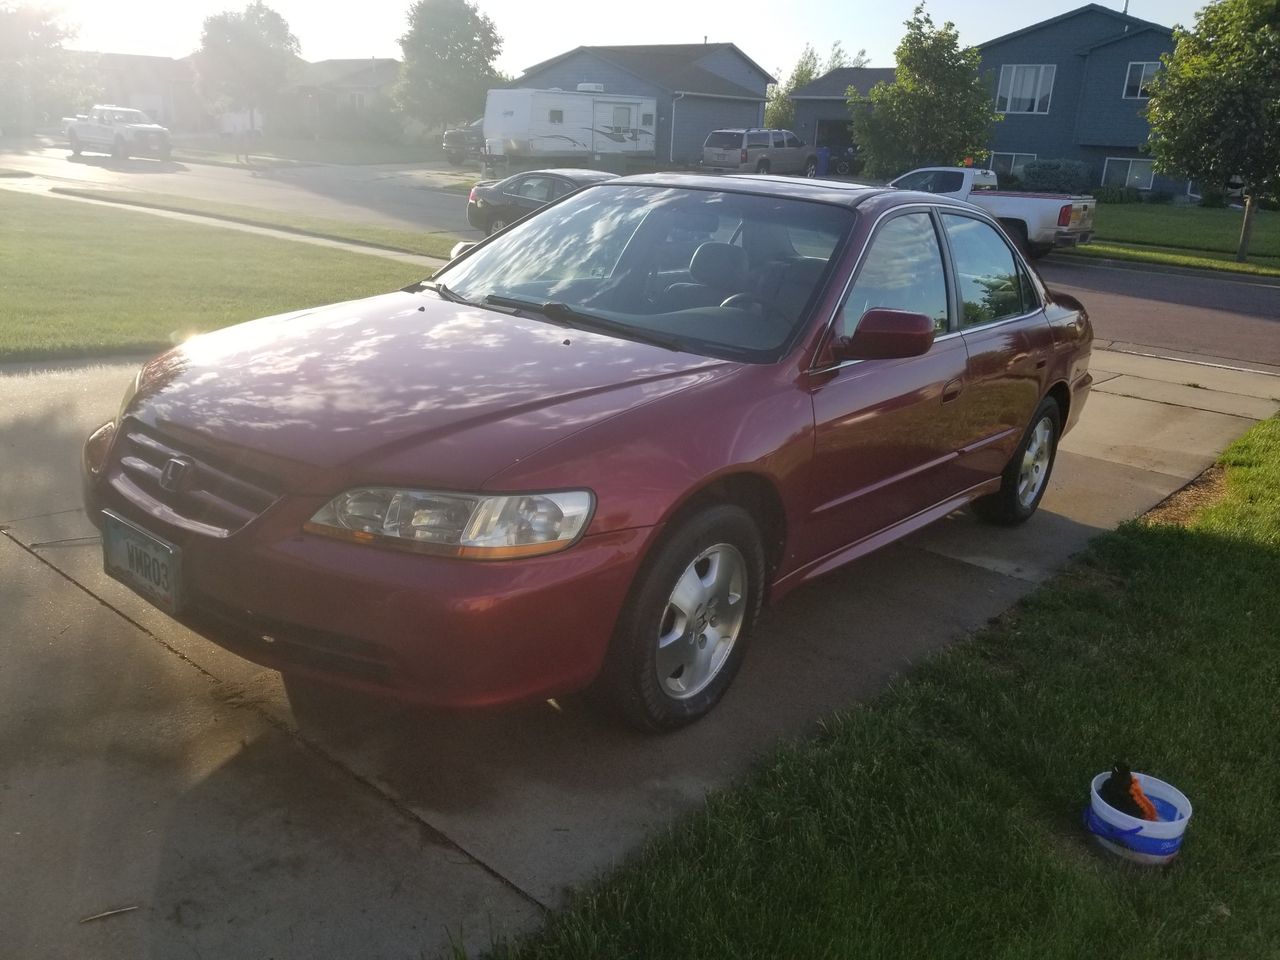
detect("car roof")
[604,172,887,209]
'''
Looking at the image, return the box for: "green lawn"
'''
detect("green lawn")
[1094,203,1279,259]
[485,417,1280,960]
[172,135,444,167]
[49,188,461,261]
[0,191,424,362]
[1061,241,1280,279]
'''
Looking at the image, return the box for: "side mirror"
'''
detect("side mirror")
[833,308,936,361]
[449,241,476,259]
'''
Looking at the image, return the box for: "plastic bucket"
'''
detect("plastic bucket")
[1085,771,1193,865]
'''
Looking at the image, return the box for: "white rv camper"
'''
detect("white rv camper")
[483,85,657,160]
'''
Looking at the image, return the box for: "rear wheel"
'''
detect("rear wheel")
[973,396,1062,526]
[592,504,765,731]
[69,132,82,156]
[1026,242,1054,260]
[1002,220,1030,255]
[486,216,508,235]
[755,158,770,174]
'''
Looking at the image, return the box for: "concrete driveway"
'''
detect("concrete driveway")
[3,324,1278,954]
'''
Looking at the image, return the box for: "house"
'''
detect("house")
[789,67,896,152]
[978,4,1179,190]
[292,58,400,120]
[66,51,205,130]
[511,43,774,164]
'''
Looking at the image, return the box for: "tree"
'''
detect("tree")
[1146,0,1280,260]
[194,2,299,132]
[396,0,502,130]
[0,4,96,134]
[851,4,999,178]
[766,42,868,130]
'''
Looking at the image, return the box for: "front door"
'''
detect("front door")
[803,209,968,566]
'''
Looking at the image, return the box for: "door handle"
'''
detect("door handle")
[942,378,963,403]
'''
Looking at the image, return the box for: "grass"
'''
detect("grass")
[0,190,424,362]
[1093,203,1279,259]
[172,135,444,167]
[48,188,461,261]
[1061,241,1280,279]
[483,417,1280,960]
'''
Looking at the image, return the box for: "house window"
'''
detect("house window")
[1103,157,1156,190]
[549,109,563,124]
[1124,62,1160,99]
[350,92,366,110]
[990,152,1037,178]
[996,64,1056,114]
[641,112,653,127]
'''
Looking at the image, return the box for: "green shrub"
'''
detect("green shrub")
[1021,158,1092,193]
[1144,190,1175,204]
[1095,184,1142,204]
[998,172,1023,191]
[1198,186,1228,208]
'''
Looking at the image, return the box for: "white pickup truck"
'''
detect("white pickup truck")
[889,166,1094,259]
[63,105,171,161]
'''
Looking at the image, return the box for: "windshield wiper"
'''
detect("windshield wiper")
[482,294,684,351]
[417,279,471,304]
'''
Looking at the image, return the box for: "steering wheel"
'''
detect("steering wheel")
[719,293,761,310]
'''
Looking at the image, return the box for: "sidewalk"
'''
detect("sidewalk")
[1,347,1275,955]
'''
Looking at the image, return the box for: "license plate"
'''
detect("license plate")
[102,510,183,614]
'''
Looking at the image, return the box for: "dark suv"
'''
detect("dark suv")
[442,119,484,165]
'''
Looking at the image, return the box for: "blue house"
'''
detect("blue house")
[979,4,1179,191]
[512,44,774,165]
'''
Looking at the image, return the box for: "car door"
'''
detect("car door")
[770,130,791,172]
[501,174,555,220]
[938,212,1053,489]
[86,108,108,146]
[803,208,969,565]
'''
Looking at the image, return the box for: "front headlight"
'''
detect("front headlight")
[304,487,595,560]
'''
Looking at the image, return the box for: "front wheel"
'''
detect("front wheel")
[593,504,765,731]
[804,157,818,178]
[973,397,1062,525]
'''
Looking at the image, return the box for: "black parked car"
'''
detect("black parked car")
[465,168,618,235]
[442,119,484,165]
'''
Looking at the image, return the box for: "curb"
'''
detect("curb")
[1049,251,1280,288]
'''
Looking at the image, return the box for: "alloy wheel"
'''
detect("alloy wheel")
[1017,416,1054,508]
[655,543,747,700]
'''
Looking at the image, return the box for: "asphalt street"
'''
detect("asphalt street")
[0,142,476,237]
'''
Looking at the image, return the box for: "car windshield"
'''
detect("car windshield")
[435,184,855,362]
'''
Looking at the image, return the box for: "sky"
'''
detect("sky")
[55,0,1208,78]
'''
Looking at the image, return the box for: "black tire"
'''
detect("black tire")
[973,396,1062,526]
[486,216,507,235]
[592,504,765,732]
[804,157,818,178]
[834,158,851,176]
[755,158,770,174]
[1002,220,1030,255]
[69,132,82,156]
[446,152,463,166]
[1026,242,1054,261]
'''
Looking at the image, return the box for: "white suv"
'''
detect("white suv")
[702,129,818,176]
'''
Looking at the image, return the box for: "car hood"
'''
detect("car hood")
[127,291,730,492]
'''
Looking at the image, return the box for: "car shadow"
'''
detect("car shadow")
[66,154,188,174]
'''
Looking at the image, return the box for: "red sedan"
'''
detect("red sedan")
[82,174,1092,731]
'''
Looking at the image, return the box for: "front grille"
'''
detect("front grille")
[110,421,279,536]
[187,595,394,685]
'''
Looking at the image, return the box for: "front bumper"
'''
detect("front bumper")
[84,426,651,707]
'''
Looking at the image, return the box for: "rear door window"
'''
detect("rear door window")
[786,132,804,148]
[747,131,771,148]
[772,131,786,148]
